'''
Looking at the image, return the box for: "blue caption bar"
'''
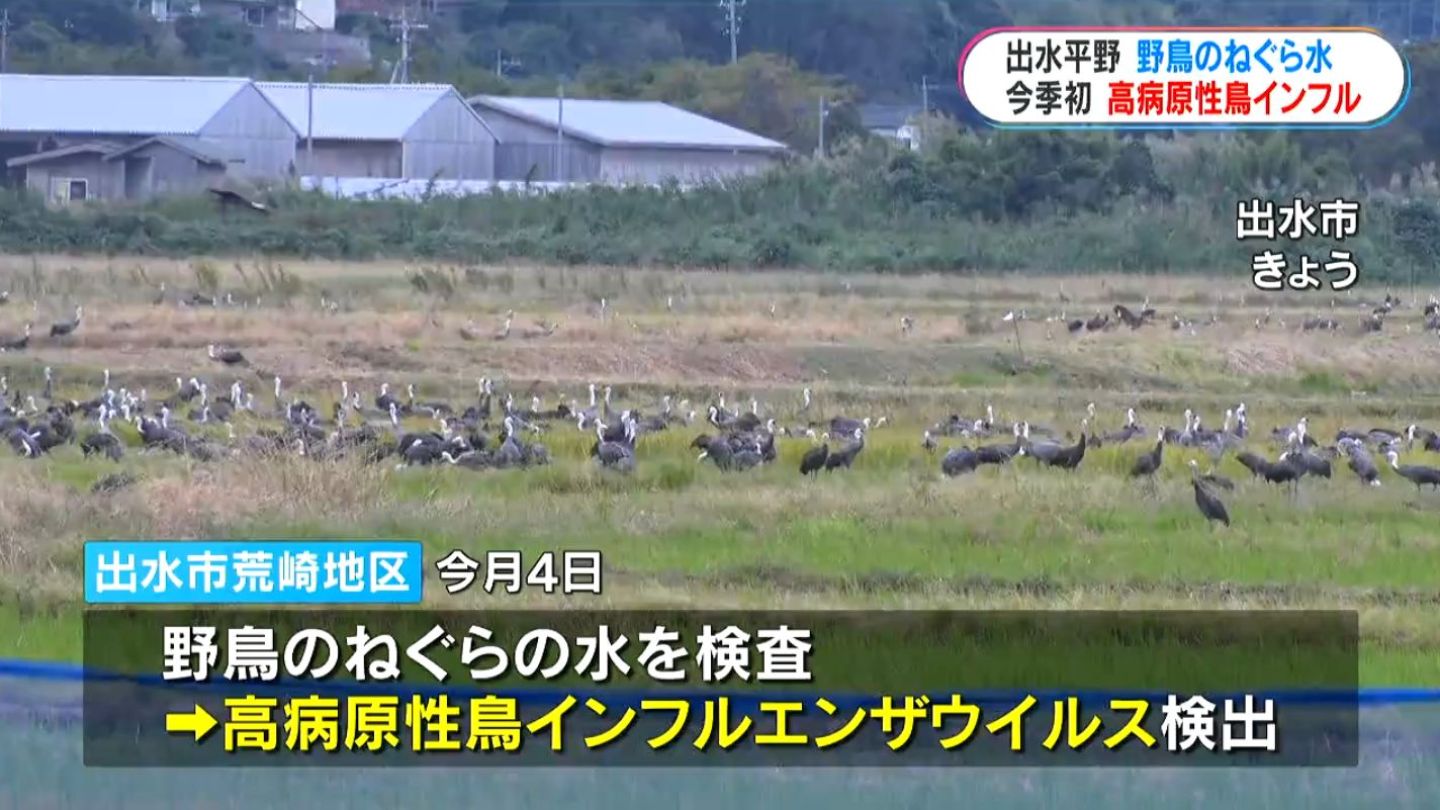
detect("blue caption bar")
[84,541,424,605]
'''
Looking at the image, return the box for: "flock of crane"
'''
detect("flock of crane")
[923,403,1440,526]
[1036,293,1440,337]
[2,289,1440,527]
[0,347,1439,527]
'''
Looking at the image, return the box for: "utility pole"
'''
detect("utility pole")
[290,6,329,182]
[817,96,827,157]
[557,79,566,182]
[921,75,929,113]
[495,49,519,78]
[390,3,427,84]
[398,4,410,83]
[398,4,411,84]
[1,10,10,75]
[719,0,744,64]
[306,69,315,179]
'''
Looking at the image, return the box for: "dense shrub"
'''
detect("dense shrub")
[2,126,1439,283]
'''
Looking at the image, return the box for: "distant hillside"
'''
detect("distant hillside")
[8,1,1424,103]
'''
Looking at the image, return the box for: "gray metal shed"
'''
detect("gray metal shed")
[6,142,124,204]
[105,137,239,201]
[0,73,298,191]
[256,82,497,180]
[6,136,243,205]
[467,95,788,184]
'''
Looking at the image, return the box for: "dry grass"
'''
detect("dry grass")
[1,253,1436,401]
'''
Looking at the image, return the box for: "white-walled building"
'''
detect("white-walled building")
[257,82,497,180]
[469,95,788,184]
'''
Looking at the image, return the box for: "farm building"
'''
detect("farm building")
[148,0,335,29]
[0,74,298,204]
[256,82,497,180]
[860,103,925,150]
[467,95,788,184]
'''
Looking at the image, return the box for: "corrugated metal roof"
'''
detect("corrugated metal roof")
[106,136,235,165]
[256,82,491,141]
[5,141,122,168]
[469,96,788,153]
[861,103,924,130]
[0,74,255,136]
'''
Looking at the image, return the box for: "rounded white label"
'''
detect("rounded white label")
[958,28,1409,128]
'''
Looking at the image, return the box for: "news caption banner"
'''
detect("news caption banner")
[958,26,1409,129]
[81,612,1359,767]
[81,543,1359,768]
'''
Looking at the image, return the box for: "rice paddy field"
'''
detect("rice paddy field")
[0,254,1438,806]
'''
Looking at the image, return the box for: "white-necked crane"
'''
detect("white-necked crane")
[0,323,29,352]
[80,407,123,462]
[208,344,247,366]
[799,434,828,476]
[824,427,866,471]
[50,306,82,338]
[1387,450,1440,490]
[941,445,980,477]
[1189,461,1230,527]
[1130,429,1164,477]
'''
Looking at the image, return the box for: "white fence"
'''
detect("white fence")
[299,177,584,200]
[298,176,701,200]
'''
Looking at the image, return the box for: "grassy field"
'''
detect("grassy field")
[0,255,1438,683]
